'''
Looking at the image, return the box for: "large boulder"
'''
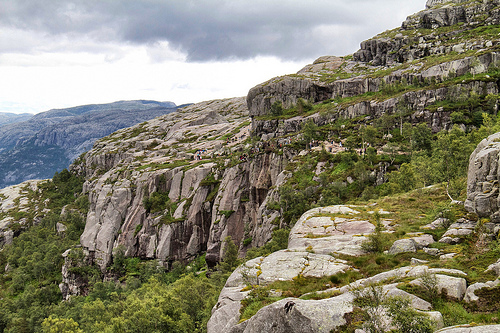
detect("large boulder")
[465,132,500,218]
[229,294,355,333]
[464,280,500,303]
[410,274,467,300]
[388,239,417,255]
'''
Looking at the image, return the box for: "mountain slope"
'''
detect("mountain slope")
[0,112,33,127]
[0,100,180,188]
[2,0,500,332]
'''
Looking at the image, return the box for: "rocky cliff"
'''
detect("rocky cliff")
[65,97,288,276]
[248,0,500,137]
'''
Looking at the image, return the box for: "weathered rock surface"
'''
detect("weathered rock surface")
[229,294,355,333]
[421,217,449,230]
[388,239,418,255]
[410,274,467,300]
[485,258,500,276]
[288,206,376,256]
[226,250,351,288]
[464,279,500,303]
[436,324,500,333]
[0,180,43,247]
[69,97,293,273]
[466,132,500,218]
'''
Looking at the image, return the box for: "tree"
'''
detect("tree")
[388,163,418,193]
[396,101,411,136]
[270,101,283,116]
[432,125,474,182]
[42,316,83,333]
[219,236,239,273]
[412,123,432,154]
[302,119,320,148]
[361,125,378,147]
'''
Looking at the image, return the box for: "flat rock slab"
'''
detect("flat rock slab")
[436,325,500,333]
[225,250,352,288]
[289,205,376,256]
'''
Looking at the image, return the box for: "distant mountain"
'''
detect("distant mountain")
[0,100,182,188]
[0,112,33,127]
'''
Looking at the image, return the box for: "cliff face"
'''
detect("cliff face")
[67,97,289,274]
[248,0,500,136]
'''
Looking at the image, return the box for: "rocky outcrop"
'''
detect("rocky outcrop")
[465,132,500,219]
[68,97,293,274]
[0,180,44,247]
[287,205,376,257]
[208,203,457,333]
[388,239,418,255]
[410,274,467,300]
[464,279,500,303]
[356,0,500,66]
[229,294,355,333]
[249,50,500,134]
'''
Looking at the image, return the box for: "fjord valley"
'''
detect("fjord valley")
[3,0,500,332]
[0,100,180,189]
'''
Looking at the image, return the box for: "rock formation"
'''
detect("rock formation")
[465,132,500,219]
[64,97,289,274]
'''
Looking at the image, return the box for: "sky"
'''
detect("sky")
[0,0,427,114]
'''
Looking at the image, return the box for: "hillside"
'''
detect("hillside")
[0,112,33,127]
[1,0,500,332]
[0,100,180,189]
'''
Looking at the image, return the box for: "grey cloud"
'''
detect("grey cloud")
[0,0,426,61]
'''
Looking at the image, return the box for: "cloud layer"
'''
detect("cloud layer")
[2,0,426,62]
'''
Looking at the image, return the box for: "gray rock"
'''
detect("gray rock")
[421,217,449,230]
[229,294,355,333]
[225,250,351,288]
[411,258,429,265]
[422,311,444,330]
[410,234,435,249]
[423,247,441,256]
[436,324,500,333]
[388,239,417,255]
[207,287,248,333]
[410,274,467,300]
[288,205,374,257]
[439,236,461,245]
[485,259,500,276]
[464,282,489,303]
[56,222,67,234]
[465,132,500,217]
[440,253,457,260]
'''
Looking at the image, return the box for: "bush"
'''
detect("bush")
[361,213,387,253]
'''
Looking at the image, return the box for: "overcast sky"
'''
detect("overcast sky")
[0,0,427,114]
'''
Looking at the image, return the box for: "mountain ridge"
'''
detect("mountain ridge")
[0,100,182,189]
